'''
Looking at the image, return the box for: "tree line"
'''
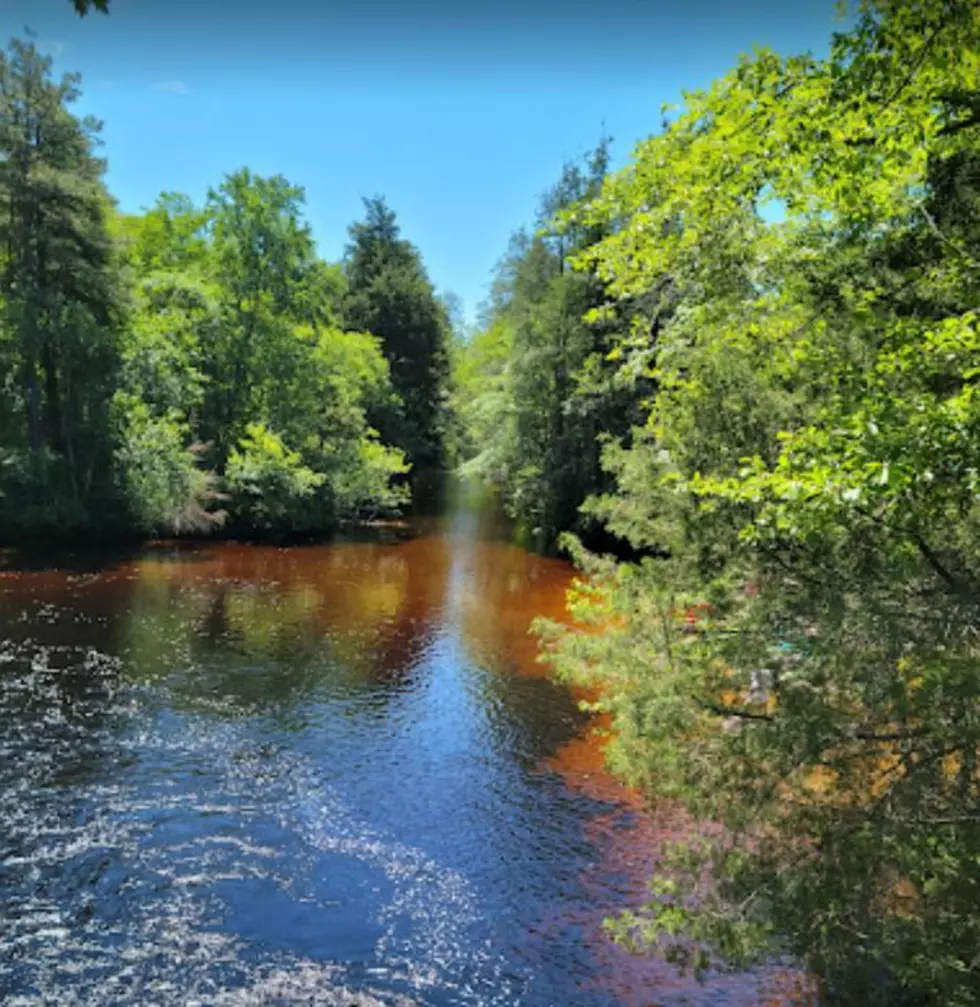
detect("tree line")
[457,1,980,1004]
[0,36,451,541]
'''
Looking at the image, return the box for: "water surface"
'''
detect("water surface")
[0,500,801,1005]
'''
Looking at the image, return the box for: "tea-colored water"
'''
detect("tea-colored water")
[0,496,804,1005]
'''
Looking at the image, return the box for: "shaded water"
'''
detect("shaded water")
[0,495,805,1006]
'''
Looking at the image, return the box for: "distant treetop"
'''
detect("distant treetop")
[72,0,109,15]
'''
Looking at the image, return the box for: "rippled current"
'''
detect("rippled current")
[0,501,802,1006]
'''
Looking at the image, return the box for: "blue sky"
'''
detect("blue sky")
[5,0,842,325]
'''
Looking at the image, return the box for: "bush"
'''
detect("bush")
[224,422,326,534]
[112,393,223,535]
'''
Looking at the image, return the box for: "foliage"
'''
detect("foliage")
[455,142,647,549]
[0,36,124,531]
[224,423,325,534]
[328,431,411,519]
[0,38,419,541]
[343,197,452,473]
[8,8,980,1000]
[0,447,92,535]
[536,2,980,1003]
[111,392,222,536]
[71,0,108,14]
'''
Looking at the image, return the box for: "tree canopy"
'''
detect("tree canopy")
[493,2,980,1002]
[0,37,433,542]
[71,0,109,15]
[455,140,649,550]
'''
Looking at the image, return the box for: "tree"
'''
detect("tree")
[456,140,642,549]
[343,197,451,473]
[538,2,980,1002]
[0,36,123,530]
[72,0,109,14]
[0,37,411,541]
[198,168,320,463]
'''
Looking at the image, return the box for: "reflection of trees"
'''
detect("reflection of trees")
[454,538,573,680]
[94,526,588,759]
[110,537,454,716]
[0,525,583,760]
[312,538,453,684]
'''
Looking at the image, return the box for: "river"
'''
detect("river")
[0,492,807,1006]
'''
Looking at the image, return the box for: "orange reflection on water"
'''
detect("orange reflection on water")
[516,584,818,1006]
[453,537,576,680]
[543,718,817,1005]
[1,523,819,1006]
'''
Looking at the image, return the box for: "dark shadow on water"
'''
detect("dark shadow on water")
[0,539,223,576]
[0,474,515,576]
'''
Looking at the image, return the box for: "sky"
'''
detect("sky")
[4,0,844,326]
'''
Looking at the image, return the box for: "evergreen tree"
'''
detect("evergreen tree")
[456,141,642,548]
[343,197,451,473]
[0,36,123,529]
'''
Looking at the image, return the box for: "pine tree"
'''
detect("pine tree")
[0,36,123,517]
[343,197,451,474]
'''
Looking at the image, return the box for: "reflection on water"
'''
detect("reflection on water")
[0,492,805,1005]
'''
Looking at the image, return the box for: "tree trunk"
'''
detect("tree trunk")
[23,352,41,457]
[42,341,65,456]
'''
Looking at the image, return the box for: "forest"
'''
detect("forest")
[3,0,980,1004]
[0,34,451,541]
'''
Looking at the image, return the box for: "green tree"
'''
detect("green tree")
[0,36,124,532]
[224,422,326,535]
[343,196,451,473]
[0,35,410,541]
[539,2,980,1003]
[107,194,225,534]
[458,141,641,549]
[71,0,109,14]
[199,168,320,463]
[111,393,221,536]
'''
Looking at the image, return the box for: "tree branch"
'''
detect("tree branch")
[696,698,773,722]
[910,527,979,604]
[699,697,933,745]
